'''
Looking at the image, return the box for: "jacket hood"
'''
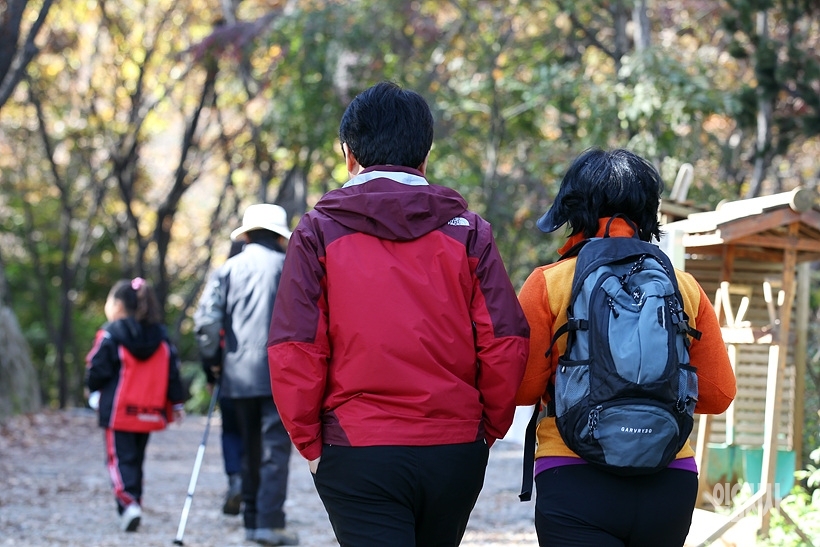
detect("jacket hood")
[313,166,468,241]
[105,317,165,360]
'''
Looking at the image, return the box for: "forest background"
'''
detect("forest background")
[1,0,820,512]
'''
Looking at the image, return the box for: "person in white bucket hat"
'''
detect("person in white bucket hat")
[194,203,298,546]
[230,203,292,242]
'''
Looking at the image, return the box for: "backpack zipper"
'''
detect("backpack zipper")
[588,405,602,439]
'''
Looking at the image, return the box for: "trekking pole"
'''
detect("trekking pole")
[173,383,220,546]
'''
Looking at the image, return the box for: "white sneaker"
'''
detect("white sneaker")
[121,503,141,532]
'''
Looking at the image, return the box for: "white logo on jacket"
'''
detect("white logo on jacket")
[448,217,469,226]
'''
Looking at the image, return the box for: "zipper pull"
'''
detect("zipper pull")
[607,296,619,318]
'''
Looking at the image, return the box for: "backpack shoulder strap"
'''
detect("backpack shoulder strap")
[519,403,541,502]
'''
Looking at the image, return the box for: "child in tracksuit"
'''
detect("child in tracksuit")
[86,277,187,532]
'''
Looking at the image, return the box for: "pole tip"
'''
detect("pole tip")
[173,540,184,546]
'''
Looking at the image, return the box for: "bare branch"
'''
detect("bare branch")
[554,0,616,60]
[0,0,55,111]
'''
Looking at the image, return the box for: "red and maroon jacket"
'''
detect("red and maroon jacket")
[267,166,530,461]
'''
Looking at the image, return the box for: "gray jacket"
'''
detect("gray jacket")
[194,241,285,398]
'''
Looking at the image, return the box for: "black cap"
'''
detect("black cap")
[535,200,567,233]
[535,208,562,232]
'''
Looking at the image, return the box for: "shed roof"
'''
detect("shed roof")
[662,187,820,263]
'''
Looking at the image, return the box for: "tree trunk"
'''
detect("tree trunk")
[632,0,650,52]
[745,10,774,199]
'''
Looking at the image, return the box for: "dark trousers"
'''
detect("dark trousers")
[233,396,292,530]
[104,428,150,513]
[534,464,698,547]
[219,396,243,476]
[312,441,489,547]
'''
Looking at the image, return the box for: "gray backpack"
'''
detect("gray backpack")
[520,219,700,501]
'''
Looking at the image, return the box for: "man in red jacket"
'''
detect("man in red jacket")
[267,81,530,547]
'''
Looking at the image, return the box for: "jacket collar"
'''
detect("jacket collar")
[342,166,428,188]
[557,217,638,256]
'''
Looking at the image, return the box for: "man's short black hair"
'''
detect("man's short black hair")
[339,81,434,169]
[549,148,664,241]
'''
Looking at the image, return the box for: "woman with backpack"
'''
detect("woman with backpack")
[516,148,737,547]
[86,278,187,533]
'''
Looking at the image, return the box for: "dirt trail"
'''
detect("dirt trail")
[0,409,537,547]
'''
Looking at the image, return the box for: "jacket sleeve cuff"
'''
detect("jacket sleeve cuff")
[300,438,323,461]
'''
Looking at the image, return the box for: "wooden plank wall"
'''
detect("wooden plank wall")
[685,255,795,450]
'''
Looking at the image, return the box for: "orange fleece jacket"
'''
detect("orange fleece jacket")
[515,218,737,461]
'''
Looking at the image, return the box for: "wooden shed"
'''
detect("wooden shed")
[661,187,820,543]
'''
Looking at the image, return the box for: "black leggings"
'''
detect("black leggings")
[534,464,698,547]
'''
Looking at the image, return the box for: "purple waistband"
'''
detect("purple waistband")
[534,456,698,476]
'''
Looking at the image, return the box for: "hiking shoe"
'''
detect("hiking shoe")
[253,527,299,545]
[222,473,242,515]
[245,528,256,541]
[120,503,141,532]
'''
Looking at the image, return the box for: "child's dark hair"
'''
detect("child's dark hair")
[538,148,664,242]
[109,277,163,324]
[338,81,434,169]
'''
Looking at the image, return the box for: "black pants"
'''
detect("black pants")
[219,396,243,476]
[233,397,292,530]
[104,428,150,513]
[312,441,489,547]
[534,464,698,547]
